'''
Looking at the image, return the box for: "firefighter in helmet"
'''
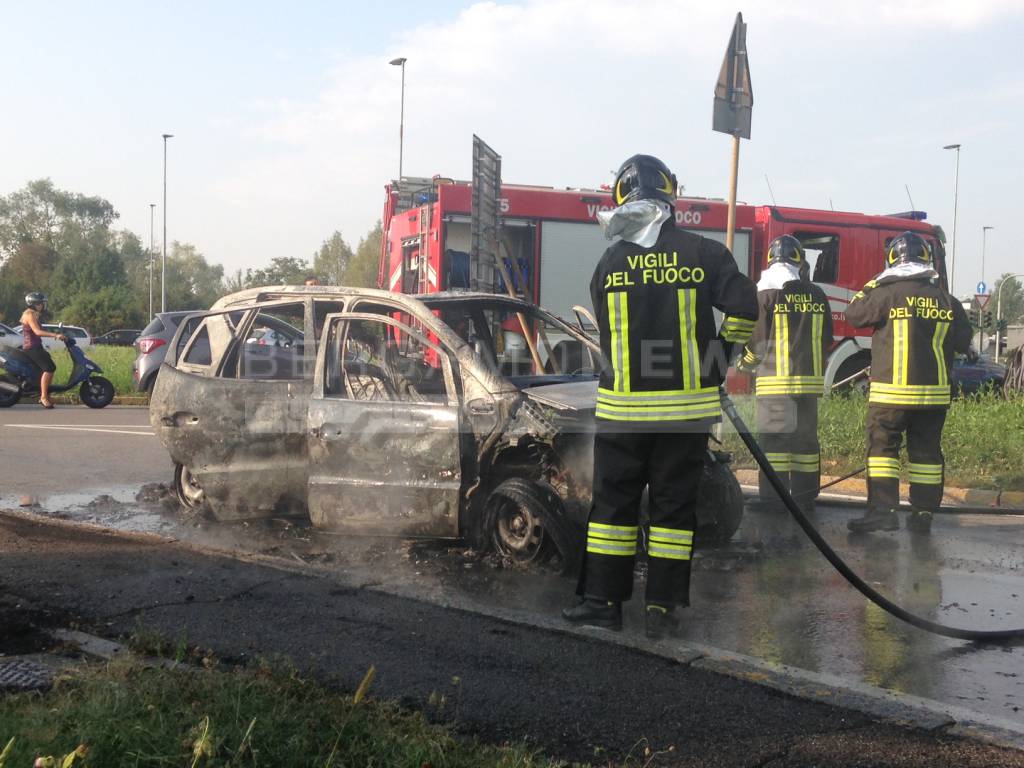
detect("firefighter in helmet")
[845,232,972,533]
[562,154,758,638]
[739,235,833,513]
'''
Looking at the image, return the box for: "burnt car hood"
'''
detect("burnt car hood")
[519,379,598,414]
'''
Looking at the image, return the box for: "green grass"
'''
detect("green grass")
[0,658,567,768]
[720,390,1024,491]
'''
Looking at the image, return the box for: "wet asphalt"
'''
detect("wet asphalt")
[3,405,1024,765]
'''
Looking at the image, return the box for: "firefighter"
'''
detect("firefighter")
[562,154,758,638]
[739,235,833,513]
[845,232,972,533]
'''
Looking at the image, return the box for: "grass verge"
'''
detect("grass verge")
[720,390,1024,491]
[0,657,564,768]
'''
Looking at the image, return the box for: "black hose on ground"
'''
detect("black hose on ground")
[818,465,866,491]
[720,392,1024,642]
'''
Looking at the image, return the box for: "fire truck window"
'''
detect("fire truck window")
[795,232,839,284]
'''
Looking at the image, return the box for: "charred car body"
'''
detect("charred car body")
[150,286,742,567]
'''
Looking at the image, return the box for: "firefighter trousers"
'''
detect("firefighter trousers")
[756,395,820,508]
[577,428,709,607]
[866,405,946,513]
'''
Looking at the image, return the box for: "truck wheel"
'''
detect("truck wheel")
[833,352,871,396]
[484,478,576,572]
[80,377,115,408]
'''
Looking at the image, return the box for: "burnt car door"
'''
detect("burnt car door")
[307,312,462,537]
[152,302,310,520]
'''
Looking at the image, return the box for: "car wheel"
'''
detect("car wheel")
[694,452,745,546]
[174,463,208,513]
[79,377,115,408]
[484,478,576,570]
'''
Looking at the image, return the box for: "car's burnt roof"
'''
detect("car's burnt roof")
[212,285,539,312]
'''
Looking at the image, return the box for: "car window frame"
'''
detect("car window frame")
[313,312,459,407]
[167,309,249,375]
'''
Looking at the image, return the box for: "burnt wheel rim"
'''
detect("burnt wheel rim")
[493,498,546,562]
[179,467,204,507]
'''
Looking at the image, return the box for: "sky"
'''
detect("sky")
[2,0,1023,296]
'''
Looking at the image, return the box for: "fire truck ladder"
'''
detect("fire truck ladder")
[416,202,432,295]
[470,135,501,293]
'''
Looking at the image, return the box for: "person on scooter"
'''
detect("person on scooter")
[19,292,67,409]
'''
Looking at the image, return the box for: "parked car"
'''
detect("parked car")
[951,353,1006,395]
[95,329,141,346]
[0,323,18,349]
[133,312,203,393]
[150,286,743,568]
[14,323,91,351]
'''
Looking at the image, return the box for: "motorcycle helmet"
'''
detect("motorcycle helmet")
[766,235,804,267]
[612,154,677,207]
[886,231,932,268]
[25,291,47,310]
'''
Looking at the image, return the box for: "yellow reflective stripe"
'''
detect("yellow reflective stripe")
[595,404,722,422]
[608,291,630,392]
[598,386,720,402]
[647,544,692,561]
[721,315,755,344]
[678,288,699,389]
[868,457,901,467]
[596,386,722,421]
[868,456,901,479]
[588,522,638,535]
[932,321,949,387]
[790,453,820,472]
[893,318,909,386]
[765,452,791,471]
[907,462,943,484]
[587,542,637,556]
[649,526,693,541]
[812,313,824,377]
[775,314,789,377]
[869,382,951,406]
[756,375,825,395]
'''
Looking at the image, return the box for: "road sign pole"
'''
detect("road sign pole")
[726,135,740,251]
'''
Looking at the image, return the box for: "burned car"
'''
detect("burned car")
[150,286,742,568]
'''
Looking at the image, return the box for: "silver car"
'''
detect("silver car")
[150,286,742,566]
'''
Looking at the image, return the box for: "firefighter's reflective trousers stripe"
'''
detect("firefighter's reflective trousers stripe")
[578,429,709,606]
[866,405,947,513]
[756,395,820,507]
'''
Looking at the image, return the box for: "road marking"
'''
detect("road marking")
[4,423,151,429]
[4,425,155,436]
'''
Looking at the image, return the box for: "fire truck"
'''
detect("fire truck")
[378,173,948,390]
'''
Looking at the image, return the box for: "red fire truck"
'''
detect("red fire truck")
[378,176,948,390]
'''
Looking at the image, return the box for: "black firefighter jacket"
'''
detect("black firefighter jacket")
[845,271,972,408]
[741,279,834,396]
[589,222,758,424]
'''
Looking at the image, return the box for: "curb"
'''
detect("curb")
[4,508,1023,755]
[734,469,1024,513]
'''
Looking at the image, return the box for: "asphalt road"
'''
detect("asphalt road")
[4,512,1024,768]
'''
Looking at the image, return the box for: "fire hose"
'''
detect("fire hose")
[720,391,1024,642]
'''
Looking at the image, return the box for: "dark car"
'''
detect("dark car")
[95,329,141,346]
[951,353,1006,395]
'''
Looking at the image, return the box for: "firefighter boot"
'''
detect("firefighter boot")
[562,598,622,631]
[645,604,681,640]
[847,508,900,533]
[906,510,933,534]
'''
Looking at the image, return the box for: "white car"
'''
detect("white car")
[14,323,92,351]
[0,323,19,348]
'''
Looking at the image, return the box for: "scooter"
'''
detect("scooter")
[0,334,115,408]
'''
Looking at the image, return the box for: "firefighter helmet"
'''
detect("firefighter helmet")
[886,231,932,268]
[612,155,677,207]
[25,291,47,309]
[766,235,804,266]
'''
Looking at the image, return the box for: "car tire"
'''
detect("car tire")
[174,463,210,517]
[694,451,745,546]
[484,477,576,573]
[79,377,115,408]
[833,352,871,396]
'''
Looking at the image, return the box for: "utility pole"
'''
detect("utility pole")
[712,13,753,253]
[149,203,156,320]
[161,133,174,312]
[943,144,961,293]
[390,57,407,180]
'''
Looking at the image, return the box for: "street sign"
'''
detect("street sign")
[713,12,753,139]
[977,281,988,294]
[976,293,991,310]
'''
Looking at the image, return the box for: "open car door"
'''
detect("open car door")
[307,312,462,537]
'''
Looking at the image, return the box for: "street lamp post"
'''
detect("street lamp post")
[943,143,961,293]
[149,203,156,320]
[996,273,1024,363]
[389,57,407,180]
[161,133,174,313]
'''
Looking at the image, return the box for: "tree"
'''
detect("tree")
[163,241,225,311]
[342,222,382,288]
[312,231,354,285]
[994,273,1024,327]
[0,179,117,264]
[244,256,310,287]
